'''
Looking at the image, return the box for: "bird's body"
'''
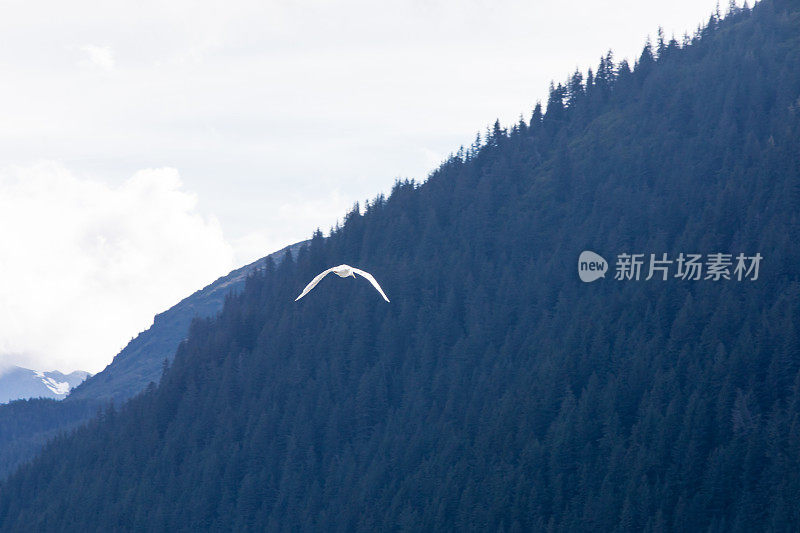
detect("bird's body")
[331,264,357,278]
[295,264,390,302]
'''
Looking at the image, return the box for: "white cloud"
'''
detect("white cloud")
[78,45,115,71]
[0,163,235,373]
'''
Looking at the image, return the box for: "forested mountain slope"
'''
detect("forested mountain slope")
[0,243,303,480]
[68,241,305,404]
[1,2,799,531]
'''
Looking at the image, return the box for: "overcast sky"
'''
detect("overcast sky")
[0,0,727,374]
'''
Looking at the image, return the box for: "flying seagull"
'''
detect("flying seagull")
[295,264,390,302]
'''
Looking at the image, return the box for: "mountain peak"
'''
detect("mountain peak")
[0,367,90,404]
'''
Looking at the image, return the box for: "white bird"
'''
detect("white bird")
[295,264,390,302]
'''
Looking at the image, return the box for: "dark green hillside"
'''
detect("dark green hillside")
[2,1,799,531]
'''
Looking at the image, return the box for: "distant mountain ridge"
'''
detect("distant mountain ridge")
[0,367,90,404]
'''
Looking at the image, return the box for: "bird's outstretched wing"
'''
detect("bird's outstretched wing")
[352,268,390,302]
[295,267,335,301]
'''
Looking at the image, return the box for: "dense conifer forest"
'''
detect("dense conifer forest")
[0,398,98,480]
[1,1,799,530]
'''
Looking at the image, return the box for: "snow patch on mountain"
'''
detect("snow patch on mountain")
[34,371,72,396]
